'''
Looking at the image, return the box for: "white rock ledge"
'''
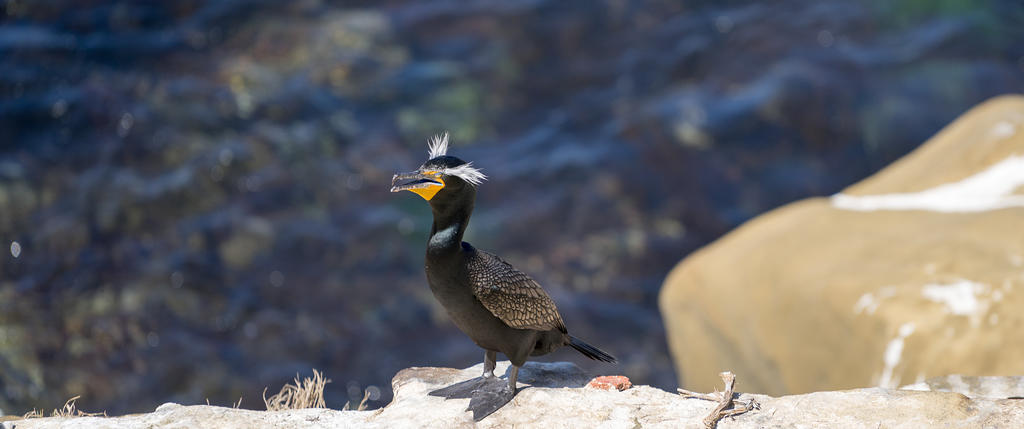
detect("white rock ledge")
[5,362,1024,429]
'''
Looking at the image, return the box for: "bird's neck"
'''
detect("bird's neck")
[428,193,474,254]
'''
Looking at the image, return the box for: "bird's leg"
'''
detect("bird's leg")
[506,364,518,394]
[482,350,497,378]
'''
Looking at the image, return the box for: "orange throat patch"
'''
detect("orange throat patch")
[410,182,444,200]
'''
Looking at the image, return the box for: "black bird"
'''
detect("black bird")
[391,133,616,420]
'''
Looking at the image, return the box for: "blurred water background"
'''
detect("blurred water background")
[1,0,1023,415]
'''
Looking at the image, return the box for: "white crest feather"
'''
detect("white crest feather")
[427,132,449,159]
[443,163,487,186]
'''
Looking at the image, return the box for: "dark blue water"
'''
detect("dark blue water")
[1,0,1022,416]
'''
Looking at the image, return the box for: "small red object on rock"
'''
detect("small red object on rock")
[587,375,632,391]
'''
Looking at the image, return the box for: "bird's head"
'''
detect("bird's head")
[390,132,487,202]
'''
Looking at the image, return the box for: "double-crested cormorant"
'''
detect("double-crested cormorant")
[391,133,616,420]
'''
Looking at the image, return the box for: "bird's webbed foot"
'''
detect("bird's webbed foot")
[428,375,504,399]
[466,380,516,421]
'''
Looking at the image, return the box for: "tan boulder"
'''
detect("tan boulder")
[659,95,1024,396]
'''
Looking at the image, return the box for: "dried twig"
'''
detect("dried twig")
[678,372,759,429]
[702,372,738,427]
[677,388,721,402]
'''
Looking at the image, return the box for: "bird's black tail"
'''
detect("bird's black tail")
[569,336,617,363]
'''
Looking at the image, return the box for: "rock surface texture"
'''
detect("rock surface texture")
[903,375,1024,399]
[660,95,1024,396]
[5,362,1024,428]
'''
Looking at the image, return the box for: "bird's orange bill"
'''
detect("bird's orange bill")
[391,170,445,201]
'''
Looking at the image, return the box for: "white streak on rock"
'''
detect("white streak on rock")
[853,287,895,315]
[991,121,1017,139]
[831,155,1024,212]
[853,293,878,315]
[921,280,987,316]
[879,323,916,388]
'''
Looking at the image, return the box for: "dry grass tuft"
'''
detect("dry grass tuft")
[263,369,331,411]
[22,409,44,419]
[53,396,107,418]
[342,390,371,411]
[23,396,106,419]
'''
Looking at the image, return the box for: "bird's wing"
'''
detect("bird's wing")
[467,250,566,332]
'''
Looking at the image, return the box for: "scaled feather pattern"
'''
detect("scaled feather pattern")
[467,250,565,332]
